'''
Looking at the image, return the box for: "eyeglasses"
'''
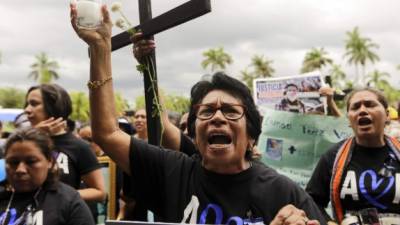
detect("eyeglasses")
[194,103,246,120]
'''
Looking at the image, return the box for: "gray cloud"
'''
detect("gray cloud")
[1,0,399,107]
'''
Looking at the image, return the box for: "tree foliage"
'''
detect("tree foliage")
[69,91,129,122]
[201,47,233,72]
[377,82,400,106]
[366,70,390,88]
[29,52,60,84]
[344,27,380,86]
[70,91,90,122]
[328,64,347,89]
[240,54,274,92]
[0,87,26,108]
[301,47,333,73]
[135,92,190,114]
[115,92,130,116]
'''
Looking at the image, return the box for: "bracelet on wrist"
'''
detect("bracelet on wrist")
[87,77,112,90]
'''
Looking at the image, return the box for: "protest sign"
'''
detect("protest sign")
[258,108,353,187]
[254,72,326,115]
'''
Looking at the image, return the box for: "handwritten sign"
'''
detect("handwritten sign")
[258,108,352,187]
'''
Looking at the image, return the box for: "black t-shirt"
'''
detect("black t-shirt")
[52,132,100,189]
[122,133,198,221]
[129,138,326,224]
[306,140,400,217]
[0,182,95,225]
[179,132,197,157]
[122,172,148,221]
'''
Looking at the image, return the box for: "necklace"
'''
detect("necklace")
[2,191,14,225]
[1,187,42,225]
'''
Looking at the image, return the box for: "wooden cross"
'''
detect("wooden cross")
[111,0,211,146]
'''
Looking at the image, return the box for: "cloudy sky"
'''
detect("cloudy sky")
[1,0,399,107]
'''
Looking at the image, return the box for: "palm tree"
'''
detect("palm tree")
[28,52,60,84]
[201,47,233,72]
[251,55,275,78]
[301,47,333,73]
[240,55,275,92]
[344,80,354,90]
[240,68,254,90]
[366,70,390,88]
[344,27,380,86]
[328,64,346,89]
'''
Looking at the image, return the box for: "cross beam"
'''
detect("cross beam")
[111,0,211,146]
[111,0,211,51]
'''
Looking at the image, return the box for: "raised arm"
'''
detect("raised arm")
[319,86,342,117]
[70,4,131,174]
[131,33,185,151]
[158,96,182,151]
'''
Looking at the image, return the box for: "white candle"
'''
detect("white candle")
[76,0,102,29]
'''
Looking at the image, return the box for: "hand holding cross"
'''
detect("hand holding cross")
[131,32,155,63]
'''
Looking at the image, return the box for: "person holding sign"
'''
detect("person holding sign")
[0,128,95,225]
[306,88,400,225]
[70,5,326,225]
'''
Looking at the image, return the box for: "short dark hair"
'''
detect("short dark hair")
[187,72,262,145]
[5,128,58,185]
[345,87,388,111]
[26,84,72,121]
[285,83,298,91]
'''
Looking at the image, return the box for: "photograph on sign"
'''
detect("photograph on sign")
[253,72,326,115]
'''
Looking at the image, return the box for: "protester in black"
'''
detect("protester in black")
[0,128,94,225]
[70,5,326,225]
[24,84,105,202]
[306,88,400,224]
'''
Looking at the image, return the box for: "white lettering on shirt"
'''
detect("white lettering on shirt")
[393,173,400,204]
[56,152,69,174]
[181,195,200,224]
[32,210,43,225]
[340,170,359,200]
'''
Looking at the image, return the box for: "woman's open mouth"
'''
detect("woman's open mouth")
[358,117,372,126]
[208,133,232,148]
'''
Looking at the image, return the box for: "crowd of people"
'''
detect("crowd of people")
[0,3,398,225]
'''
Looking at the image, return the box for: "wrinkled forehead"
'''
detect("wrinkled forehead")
[200,90,242,105]
[6,140,44,157]
[349,91,380,105]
